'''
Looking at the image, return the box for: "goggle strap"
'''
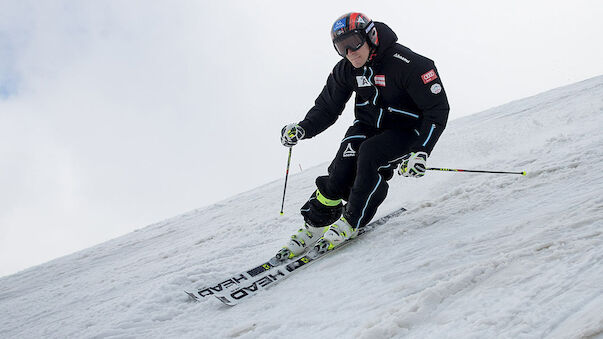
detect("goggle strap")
[364,21,374,34]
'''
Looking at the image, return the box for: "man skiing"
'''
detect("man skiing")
[277,12,450,260]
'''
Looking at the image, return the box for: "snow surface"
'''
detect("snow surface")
[1,76,602,338]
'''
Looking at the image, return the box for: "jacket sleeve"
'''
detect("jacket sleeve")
[404,60,450,154]
[297,61,353,139]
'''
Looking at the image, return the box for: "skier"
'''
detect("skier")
[277,12,450,260]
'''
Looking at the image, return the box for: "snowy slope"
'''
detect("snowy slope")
[1,76,602,338]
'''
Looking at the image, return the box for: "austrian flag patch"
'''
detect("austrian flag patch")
[421,69,438,84]
[374,75,386,87]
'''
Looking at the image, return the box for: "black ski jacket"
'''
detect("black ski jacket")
[298,22,450,154]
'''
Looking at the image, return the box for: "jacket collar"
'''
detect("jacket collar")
[367,22,398,66]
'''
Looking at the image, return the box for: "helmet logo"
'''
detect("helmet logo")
[356,16,365,24]
[333,18,346,32]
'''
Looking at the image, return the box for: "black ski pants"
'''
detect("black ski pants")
[302,123,417,229]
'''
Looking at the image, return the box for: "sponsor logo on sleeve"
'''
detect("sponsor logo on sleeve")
[421,69,438,84]
[374,75,386,87]
[393,53,411,63]
[430,83,442,94]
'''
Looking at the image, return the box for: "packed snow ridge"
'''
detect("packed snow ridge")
[1,76,602,338]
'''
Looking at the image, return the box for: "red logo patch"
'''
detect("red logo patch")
[421,69,438,84]
[374,75,386,87]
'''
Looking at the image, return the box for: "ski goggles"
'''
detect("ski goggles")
[333,31,366,57]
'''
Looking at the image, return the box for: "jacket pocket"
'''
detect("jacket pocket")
[379,106,422,130]
[387,107,419,119]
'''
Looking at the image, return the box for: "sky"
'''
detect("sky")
[0,0,602,277]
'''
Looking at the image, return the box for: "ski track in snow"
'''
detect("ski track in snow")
[1,76,602,338]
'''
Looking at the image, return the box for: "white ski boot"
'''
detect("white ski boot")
[276,223,328,261]
[314,217,358,253]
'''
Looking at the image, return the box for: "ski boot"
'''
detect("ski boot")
[275,223,329,261]
[313,217,358,254]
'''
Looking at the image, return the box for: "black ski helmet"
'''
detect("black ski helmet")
[331,12,379,56]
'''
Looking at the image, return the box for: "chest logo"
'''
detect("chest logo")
[375,75,386,87]
[421,69,438,84]
[356,76,371,87]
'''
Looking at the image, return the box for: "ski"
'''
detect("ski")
[185,258,286,301]
[212,207,406,306]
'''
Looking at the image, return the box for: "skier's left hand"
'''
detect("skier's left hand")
[398,152,428,178]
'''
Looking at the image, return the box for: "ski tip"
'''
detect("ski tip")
[522,171,527,176]
[280,212,284,215]
[215,294,237,306]
[184,290,200,302]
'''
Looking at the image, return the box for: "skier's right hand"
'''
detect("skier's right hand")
[280,123,305,147]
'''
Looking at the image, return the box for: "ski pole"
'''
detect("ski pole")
[280,147,293,215]
[427,167,527,175]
